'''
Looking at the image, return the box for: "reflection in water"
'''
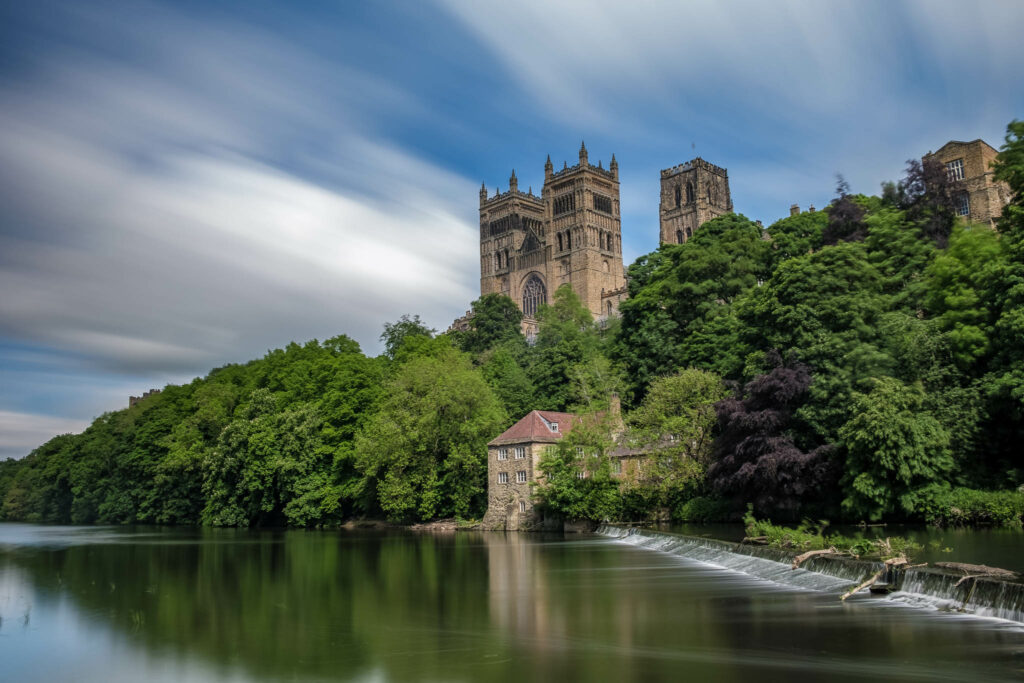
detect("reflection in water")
[1,524,1023,682]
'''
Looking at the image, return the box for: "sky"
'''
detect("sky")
[1,0,1022,459]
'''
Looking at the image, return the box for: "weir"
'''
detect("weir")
[596,525,1024,624]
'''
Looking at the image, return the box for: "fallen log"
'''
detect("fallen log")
[741,536,768,545]
[841,568,885,601]
[791,548,838,569]
[841,556,909,601]
[935,562,1017,580]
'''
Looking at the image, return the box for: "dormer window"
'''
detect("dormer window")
[550,422,559,433]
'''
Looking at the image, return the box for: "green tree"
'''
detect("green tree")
[456,293,523,354]
[353,341,505,522]
[380,314,435,359]
[536,418,621,522]
[627,369,726,506]
[839,377,953,520]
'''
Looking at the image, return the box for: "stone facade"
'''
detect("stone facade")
[479,143,627,331]
[659,157,733,245]
[924,139,1012,228]
[483,399,639,531]
[481,410,577,530]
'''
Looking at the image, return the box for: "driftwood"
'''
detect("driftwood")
[841,556,909,601]
[791,548,838,569]
[741,536,769,545]
[935,562,1017,580]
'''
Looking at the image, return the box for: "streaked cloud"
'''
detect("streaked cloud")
[0,410,90,460]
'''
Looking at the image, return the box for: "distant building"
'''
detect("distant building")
[659,157,733,245]
[128,388,161,408]
[924,139,1012,228]
[479,143,627,334]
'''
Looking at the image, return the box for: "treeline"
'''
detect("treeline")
[2,121,1023,527]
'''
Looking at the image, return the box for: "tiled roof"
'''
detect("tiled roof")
[488,410,579,445]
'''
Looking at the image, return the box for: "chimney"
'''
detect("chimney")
[790,204,800,216]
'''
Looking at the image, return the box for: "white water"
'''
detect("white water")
[597,525,1024,626]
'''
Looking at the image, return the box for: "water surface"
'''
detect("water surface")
[1,523,1023,682]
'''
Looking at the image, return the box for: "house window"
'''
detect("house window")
[576,470,586,479]
[575,446,584,457]
[946,158,965,182]
[550,422,559,433]
[516,470,527,483]
[498,448,508,461]
[498,472,509,484]
[612,459,622,474]
[955,192,970,216]
[519,501,527,513]
[514,447,526,459]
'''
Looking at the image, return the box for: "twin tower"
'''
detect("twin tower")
[478,143,732,333]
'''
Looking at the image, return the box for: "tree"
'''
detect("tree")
[536,417,621,522]
[456,293,523,354]
[823,177,868,245]
[893,157,963,247]
[707,352,836,517]
[615,213,770,401]
[627,369,726,506]
[353,342,506,522]
[839,377,952,520]
[529,284,619,412]
[380,314,435,359]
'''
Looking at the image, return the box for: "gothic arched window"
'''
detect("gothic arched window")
[566,231,572,250]
[686,227,693,239]
[606,301,613,317]
[522,274,547,318]
[676,230,683,244]
[557,233,563,251]
[686,182,695,204]
[674,185,681,208]
[706,186,712,202]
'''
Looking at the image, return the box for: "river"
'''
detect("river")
[1,523,1022,682]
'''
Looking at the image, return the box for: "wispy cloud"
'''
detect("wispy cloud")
[0,410,90,460]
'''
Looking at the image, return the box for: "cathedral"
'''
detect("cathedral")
[469,144,732,335]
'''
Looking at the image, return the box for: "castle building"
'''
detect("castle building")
[659,157,733,244]
[924,139,1012,228]
[479,143,627,334]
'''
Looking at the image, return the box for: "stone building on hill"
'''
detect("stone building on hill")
[478,143,628,335]
[659,157,733,245]
[924,139,1012,228]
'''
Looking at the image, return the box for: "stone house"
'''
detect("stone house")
[482,398,646,530]
[924,139,1012,228]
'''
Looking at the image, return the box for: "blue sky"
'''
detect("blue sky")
[1,0,1022,458]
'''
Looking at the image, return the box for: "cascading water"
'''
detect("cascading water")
[596,525,1024,624]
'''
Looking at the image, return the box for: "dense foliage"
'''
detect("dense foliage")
[2,120,1023,527]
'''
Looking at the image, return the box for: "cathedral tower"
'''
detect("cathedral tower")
[659,158,732,244]
[479,144,626,335]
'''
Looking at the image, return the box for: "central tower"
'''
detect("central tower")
[659,157,732,244]
[479,143,626,335]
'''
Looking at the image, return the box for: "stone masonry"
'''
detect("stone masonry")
[479,143,627,333]
[924,139,1012,228]
[659,157,733,245]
